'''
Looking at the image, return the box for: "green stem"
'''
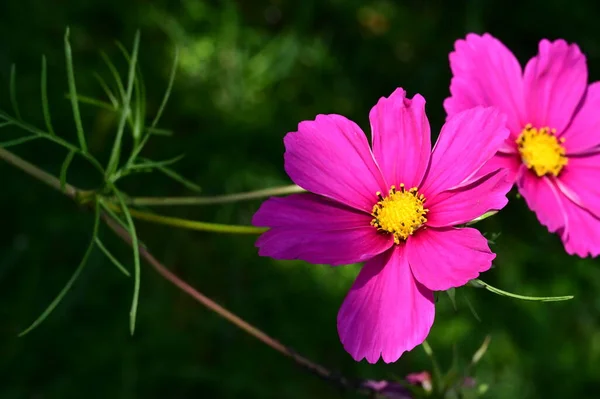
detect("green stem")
[473,279,573,302]
[125,184,305,207]
[104,202,266,234]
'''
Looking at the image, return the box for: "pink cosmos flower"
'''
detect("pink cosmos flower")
[445,33,600,257]
[253,88,511,363]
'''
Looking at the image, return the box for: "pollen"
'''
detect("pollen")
[370,184,428,244]
[516,124,568,177]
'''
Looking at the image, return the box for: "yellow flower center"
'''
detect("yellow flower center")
[370,184,428,244]
[516,124,568,177]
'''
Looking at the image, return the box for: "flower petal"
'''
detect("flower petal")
[337,246,434,363]
[517,167,566,233]
[560,198,600,258]
[563,82,600,154]
[370,88,431,188]
[475,152,521,183]
[407,227,494,291]
[523,39,587,133]
[555,153,600,218]
[420,107,509,197]
[253,193,393,266]
[426,169,512,228]
[284,114,387,212]
[444,33,525,134]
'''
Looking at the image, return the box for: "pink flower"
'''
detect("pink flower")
[445,33,600,257]
[253,88,511,363]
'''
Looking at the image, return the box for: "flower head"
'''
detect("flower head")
[445,34,600,257]
[253,88,511,363]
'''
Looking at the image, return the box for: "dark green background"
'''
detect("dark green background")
[1,1,599,398]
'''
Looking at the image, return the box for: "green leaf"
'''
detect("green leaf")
[110,186,141,335]
[149,161,202,192]
[466,210,498,226]
[151,47,179,129]
[446,288,457,310]
[130,154,185,170]
[472,278,574,302]
[95,237,131,277]
[10,64,21,120]
[99,198,129,231]
[59,150,76,192]
[93,72,119,109]
[145,127,173,136]
[1,135,40,148]
[19,201,100,336]
[65,94,114,111]
[64,27,88,153]
[100,51,126,100]
[471,335,491,365]
[106,31,141,177]
[40,55,56,136]
[463,291,481,322]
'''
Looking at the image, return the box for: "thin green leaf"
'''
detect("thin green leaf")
[40,55,56,136]
[115,40,146,145]
[471,335,491,365]
[151,47,179,129]
[106,31,141,177]
[99,198,129,231]
[100,51,126,100]
[463,291,481,322]
[130,154,185,170]
[95,237,131,277]
[0,121,12,128]
[64,27,88,153]
[93,72,119,109]
[472,279,574,302]
[19,202,100,336]
[10,64,21,120]
[60,150,76,192]
[65,94,114,111]
[446,288,457,310]
[150,161,202,192]
[1,135,40,148]
[110,186,141,335]
[466,210,498,226]
[145,127,173,136]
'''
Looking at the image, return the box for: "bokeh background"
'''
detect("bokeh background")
[1,1,600,398]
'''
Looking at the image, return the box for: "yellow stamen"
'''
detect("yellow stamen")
[370,184,428,244]
[516,124,567,177]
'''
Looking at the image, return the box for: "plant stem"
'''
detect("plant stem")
[125,184,305,207]
[103,202,267,234]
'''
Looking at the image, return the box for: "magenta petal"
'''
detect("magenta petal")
[475,152,521,183]
[420,107,509,197]
[555,153,600,218]
[444,33,525,134]
[426,169,512,228]
[560,198,600,258]
[253,193,393,266]
[337,246,434,363]
[284,114,387,212]
[407,227,494,291]
[523,39,587,133]
[517,168,566,233]
[563,82,600,154]
[370,88,431,188]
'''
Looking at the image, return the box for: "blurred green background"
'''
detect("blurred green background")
[1,0,600,398]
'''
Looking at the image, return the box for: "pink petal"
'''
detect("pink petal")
[420,107,509,198]
[562,82,600,154]
[407,227,494,291]
[337,246,434,363]
[555,153,600,218]
[370,88,431,188]
[444,33,525,134]
[516,167,566,233]
[560,198,600,258]
[284,114,387,212]
[253,193,393,266]
[475,152,521,183]
[523,39,587,134]
[426,169,512,228]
